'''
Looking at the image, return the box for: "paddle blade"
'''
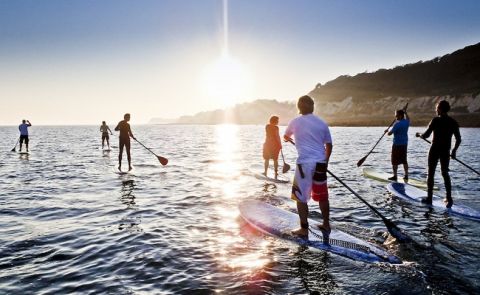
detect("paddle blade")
[385,219,411,243]
[158,156,168,166]
[282,163,290,173]
[11,147,16,152]
[356,156,367,167]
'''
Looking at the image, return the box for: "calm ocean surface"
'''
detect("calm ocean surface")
[0,125,479,294]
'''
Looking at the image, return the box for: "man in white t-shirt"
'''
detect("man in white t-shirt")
[18,119,32,152]
[284,95,333,241]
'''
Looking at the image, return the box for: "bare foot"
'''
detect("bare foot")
[128,166,133,171]
[317,224,331,243]
[291,228,308,238]
[118,165,122,171]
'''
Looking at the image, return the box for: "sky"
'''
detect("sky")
[1,0,479,125]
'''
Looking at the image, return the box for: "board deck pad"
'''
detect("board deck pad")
[387,183,480,221]
[251,170,290,184]
[363,167,437,190]
[239,200,402,264]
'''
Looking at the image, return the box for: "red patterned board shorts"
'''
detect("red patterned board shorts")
[291,162,328,203]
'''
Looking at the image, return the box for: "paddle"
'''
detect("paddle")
[417,136,480,176]
[286,139,411,242]
[133,138,168,166]
[356,102,409,167]
[11,138,19,152]
[327,170,411,242]
[280,149,290,173]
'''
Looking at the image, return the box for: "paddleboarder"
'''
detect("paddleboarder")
[115,113,136,171]
[18,119,32,152]
[100,121,113,150]
[416,100,461,208]
[386,109,410,182]
[263,115,282,179]
[284,95,333,240]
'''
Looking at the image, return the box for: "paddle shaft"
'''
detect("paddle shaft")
[418,137,480,176]
[134,138,157,156]
[11,138,19,152]
[327,170,391,223]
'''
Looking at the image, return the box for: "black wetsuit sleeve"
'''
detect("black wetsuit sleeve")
[452,119,461,150]
[114,122,120,131]
[422,118,435,139]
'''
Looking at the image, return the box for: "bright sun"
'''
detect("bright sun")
[201,54,253,107]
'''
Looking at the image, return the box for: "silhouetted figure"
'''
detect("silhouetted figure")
[386,109,410,181]
[100,121,113,149]
[284,95,333,240]
[18,119,32,152]
[416,100,461,208]
[263,115,282,179]
[115,113,136,171]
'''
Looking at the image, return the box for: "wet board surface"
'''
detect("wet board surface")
[250,170,290,184]
[387,183,480,221]
[112,166,135,175]
[363,167,437,190]
[239,200,402,264]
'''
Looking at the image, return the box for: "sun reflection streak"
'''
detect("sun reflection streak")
[205,124,274,274]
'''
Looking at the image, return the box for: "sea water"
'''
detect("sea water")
[0,125,479,294]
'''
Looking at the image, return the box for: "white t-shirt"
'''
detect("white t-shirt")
[284,114,332,164]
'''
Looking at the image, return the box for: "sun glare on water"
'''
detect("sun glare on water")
[201,53,253,107]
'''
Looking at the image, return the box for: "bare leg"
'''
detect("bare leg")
[107,137,110,149]
[389,164,398,180]
[118,142,124,171]
[126,141,132,170]
[263,159,269,176]
[318,200,330,230]
[291,201,309,237]
[403,163,409,180]
[273,159,279,179]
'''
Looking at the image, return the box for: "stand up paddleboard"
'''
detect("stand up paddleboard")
[250,170,289,184]
[363,167,437,190]
[239,200,402,264]
[387,183,480,221]
[112,166,135,175]
[18,151,30,155]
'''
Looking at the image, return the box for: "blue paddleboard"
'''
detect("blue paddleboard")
[239,200,402,264]
[387,183,480,221]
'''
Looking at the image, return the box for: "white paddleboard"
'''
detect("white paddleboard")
[239,200,402,264]
[112,165,135,175]
[250,170,290,184]
[387,183,480,221]
[363,167,437,190]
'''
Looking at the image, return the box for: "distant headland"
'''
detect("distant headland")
[150,42,480,127]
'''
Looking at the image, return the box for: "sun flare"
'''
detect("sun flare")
[201,54,253,107]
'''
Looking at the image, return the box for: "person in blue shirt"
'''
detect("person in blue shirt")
[18,119,32,152]
[386,110,409,181]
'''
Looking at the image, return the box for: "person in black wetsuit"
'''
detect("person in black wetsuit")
[115,113,136,171]
[416,100,461,208]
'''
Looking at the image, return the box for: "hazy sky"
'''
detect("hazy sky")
[1,0,479,125]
